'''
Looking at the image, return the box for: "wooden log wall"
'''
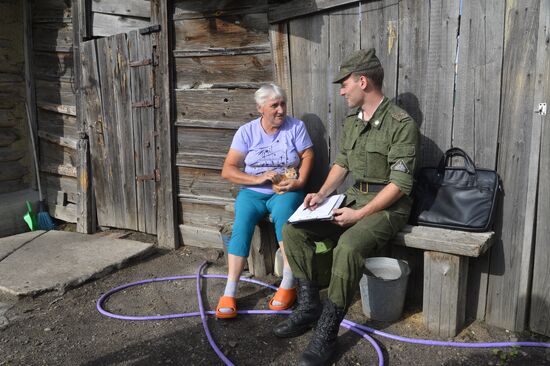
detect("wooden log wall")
[0,1,31,194]
[267,0,550,334]
[172,0,273,248]
[90,0,151,37]
[29,0,78,222]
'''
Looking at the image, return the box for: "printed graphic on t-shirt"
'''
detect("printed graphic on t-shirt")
[244,141,300,176]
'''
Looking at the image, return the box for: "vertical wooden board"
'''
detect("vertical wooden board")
[129,30,157,234]
[361,0,399,99]
[289,13,330,193]
[269,22,293,115]
[128,30,146,233]
[453,0,504,168]
[452,0,505,322]
[398,0,459,167]
[111,33,138,230]
[80,39,105,226]
[152,0,178,248]
[329,5,360,167]
[397,0,429,154]
[529,0,550,337]
[94,37,117,224]
[486,0,540,331]
[137,32,156,234]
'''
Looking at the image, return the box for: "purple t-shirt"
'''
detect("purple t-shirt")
[231,116,313,194]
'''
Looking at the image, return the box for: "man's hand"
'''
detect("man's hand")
[303,192,326,210]
[332,207,362,227]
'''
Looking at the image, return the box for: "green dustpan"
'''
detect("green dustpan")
[24,201,38,231]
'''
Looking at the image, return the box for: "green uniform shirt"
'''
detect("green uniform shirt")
[334,97,419,195]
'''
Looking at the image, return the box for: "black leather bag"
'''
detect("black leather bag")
[410,148,501,232]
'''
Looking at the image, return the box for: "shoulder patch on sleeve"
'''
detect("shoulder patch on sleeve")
[391,159,410,174]
[391,110,409,122]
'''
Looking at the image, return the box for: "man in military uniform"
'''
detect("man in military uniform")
[272,48,419,366]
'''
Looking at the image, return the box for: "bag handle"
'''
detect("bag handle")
[437,147,477,175]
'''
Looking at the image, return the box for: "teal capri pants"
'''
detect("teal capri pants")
[228,188,304,257]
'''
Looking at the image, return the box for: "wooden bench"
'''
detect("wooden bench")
[246,220,494,338]
[391,224,495,338]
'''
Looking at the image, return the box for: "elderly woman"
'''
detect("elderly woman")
[216,84,314,319]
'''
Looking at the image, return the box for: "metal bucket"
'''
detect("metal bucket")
[359,257,410,322]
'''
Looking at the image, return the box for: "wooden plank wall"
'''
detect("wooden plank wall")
[0,1,31,194]
[90,0,151,37]
[172,0,272,248]
[266,0,550,333]
[31,0,78,222]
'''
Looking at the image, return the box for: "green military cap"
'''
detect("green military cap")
[332,48,381,84]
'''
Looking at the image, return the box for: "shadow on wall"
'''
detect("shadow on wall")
[394,92,443,168]
[301,113,329,194]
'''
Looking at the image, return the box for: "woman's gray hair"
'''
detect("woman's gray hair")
[254,83,287,106]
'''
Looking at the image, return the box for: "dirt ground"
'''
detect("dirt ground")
[1,240,549,366]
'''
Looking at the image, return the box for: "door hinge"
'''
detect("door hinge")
[140,24,161,35]
[136,169,160,182]
[129,58,152,67]
[132,100,154,108]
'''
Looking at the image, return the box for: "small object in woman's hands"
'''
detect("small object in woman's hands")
[272,167,297,190]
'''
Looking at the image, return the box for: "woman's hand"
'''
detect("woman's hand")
[257,170,279,185]
[272,178,300,194]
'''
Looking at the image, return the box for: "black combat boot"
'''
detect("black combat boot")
[272,279,322,338]
[299,299,346,366]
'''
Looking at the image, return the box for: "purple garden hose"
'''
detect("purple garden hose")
[97,261,550,366]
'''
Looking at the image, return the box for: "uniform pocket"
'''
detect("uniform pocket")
[366,141,390,178]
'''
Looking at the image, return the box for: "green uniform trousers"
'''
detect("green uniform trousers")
[282,189,411,309]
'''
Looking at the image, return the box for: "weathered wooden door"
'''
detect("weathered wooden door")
[80,29,158,234]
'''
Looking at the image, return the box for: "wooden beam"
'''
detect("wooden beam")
[268,0,360,23]
[391,225,494,257]
[423,251,468,337]
[91,12,151,37]
[172,45,271,58]
[72,0,94,233]
[91,0,151,19]
[37,130,78,150]
[76,135,93,232]
[152,0,178,249]
[179,224,222,249]
[37,102,77,116]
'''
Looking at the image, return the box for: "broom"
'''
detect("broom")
[25,102,55,230]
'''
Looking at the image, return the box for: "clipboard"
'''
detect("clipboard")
[288,194,346,224]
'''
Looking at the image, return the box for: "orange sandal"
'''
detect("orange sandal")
[268,287,296,311]
[216,296,237,319]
